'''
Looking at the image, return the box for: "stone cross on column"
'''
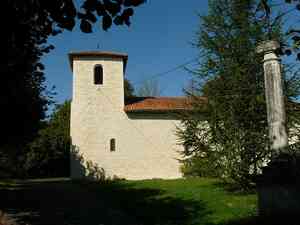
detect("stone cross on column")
[256,40,288,153]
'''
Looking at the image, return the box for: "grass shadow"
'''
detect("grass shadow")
[218,214,299,225]
[210,180,256,195]
[0,179,210,225]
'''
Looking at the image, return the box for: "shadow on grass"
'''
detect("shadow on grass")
[219,214,299,225]
[0,179,210,225]
[210,180,256,195]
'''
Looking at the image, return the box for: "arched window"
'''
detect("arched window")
[110,138,116,152]
[94,65,103,85]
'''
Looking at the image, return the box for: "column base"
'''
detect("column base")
[257,152,300,216]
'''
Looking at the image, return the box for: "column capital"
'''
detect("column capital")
[256,40,280,54]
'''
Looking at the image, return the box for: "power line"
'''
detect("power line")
[132,57,199,85]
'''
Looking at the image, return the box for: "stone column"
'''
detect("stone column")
[256,40,288,153]
[256,41,300,217]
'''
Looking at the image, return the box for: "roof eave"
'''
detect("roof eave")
[124,109,193,113]
[68,51,128,73]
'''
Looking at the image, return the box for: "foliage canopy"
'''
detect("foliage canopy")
[177,0,300,189]
[25,101,71,177]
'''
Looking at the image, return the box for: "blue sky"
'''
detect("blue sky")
[42,0,208,105]
[42,0,299,106]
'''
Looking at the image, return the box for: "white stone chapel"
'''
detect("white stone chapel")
[69,51,205,180]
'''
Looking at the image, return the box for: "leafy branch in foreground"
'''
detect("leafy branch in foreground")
[258,0,300,60]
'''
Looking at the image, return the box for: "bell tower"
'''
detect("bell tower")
[69,51,128,178]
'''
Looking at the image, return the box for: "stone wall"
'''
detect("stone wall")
[70,56,183,180]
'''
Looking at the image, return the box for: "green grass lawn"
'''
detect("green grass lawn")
[0,178,258,225]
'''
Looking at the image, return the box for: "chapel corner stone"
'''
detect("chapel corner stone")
[256,40,280,54]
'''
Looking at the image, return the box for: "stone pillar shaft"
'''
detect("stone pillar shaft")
[257,41,288,152]
[263,51,288,150]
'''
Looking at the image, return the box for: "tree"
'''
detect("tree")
[136,80,162,97]
[3,0,145,177]
[258,0,300,60]
[183,79,199,96]
[177,0,300,190]
[24,101,71,178]
[124,78,135,98]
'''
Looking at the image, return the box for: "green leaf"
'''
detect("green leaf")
[80,20,93,33]
[102,15,112,31]
[85,12,97,23]
[113,15,124,25]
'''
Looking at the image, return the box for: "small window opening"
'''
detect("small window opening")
[94,65,103,85]
[110,138,116,152]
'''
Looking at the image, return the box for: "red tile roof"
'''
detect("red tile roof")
[124,96,300,113]
[124,97,207,112]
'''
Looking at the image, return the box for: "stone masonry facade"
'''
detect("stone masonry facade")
[70,52,184,180]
